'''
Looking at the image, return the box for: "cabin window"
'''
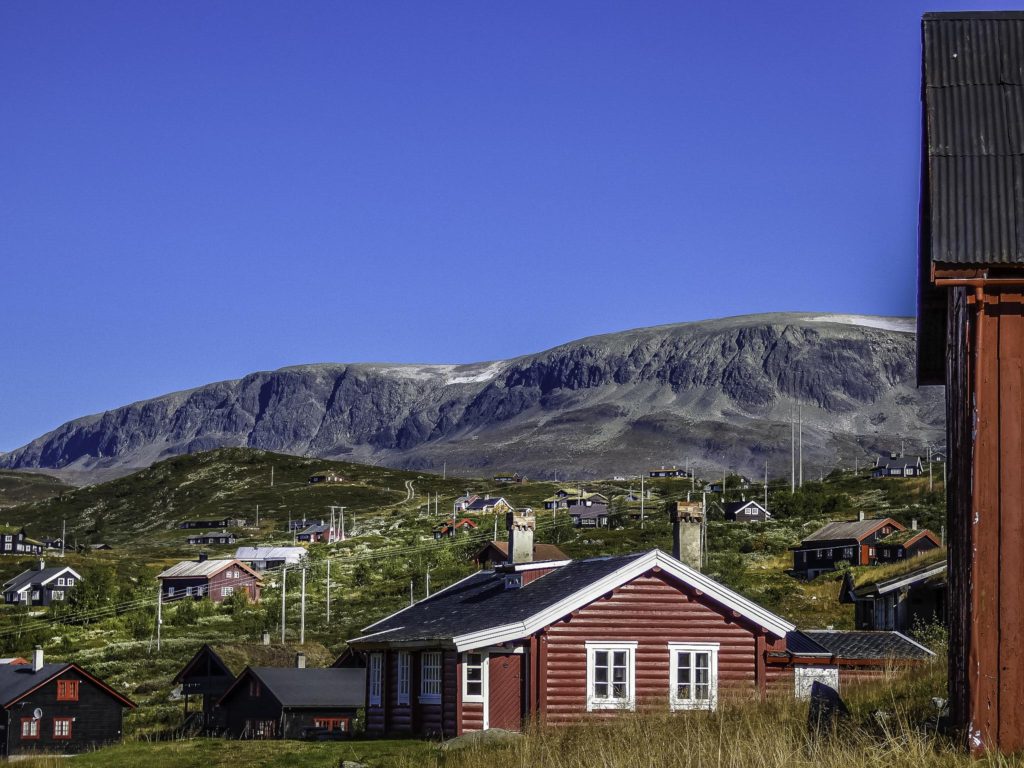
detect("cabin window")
[585,641,636,711]
[825,549,833,558]
[53,717,72,739]
[462,651,487,702]
[186,587,194,597]
[868,547,876,558]
[420,651,442,703]
[57,679,79,701]
[167,586,175,598]
[20,718,39,739]
[56,577,64,586]
[898,549,904,558]
[668,643,719,710]
[52,590,64,601]
[314,717,348,732]
[368,653,383,706]
[248,719,276,738]
[396,651,410,705]
[843,547,854,560]
[249,678,261,697]
[221,587,234,597]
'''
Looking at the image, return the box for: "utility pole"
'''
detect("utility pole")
[300,568,306,645]
[280,568,287,643]
[425,568,431,598]
[493,517,498,541]
[928,446,933,492]
[443,461,447,480]
[409,580,414,606]
[61,519,65,557]
[339,507,346,541]
[640,473,645,530]
[790,407,796,493]
[763,460,768,513]
[798,403,803,488]
[271,466,274,487]
[325,559,331,626]
[256,504,259,528]
[156,583,162,652]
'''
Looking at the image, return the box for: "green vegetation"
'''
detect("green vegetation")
[0,469,71,509]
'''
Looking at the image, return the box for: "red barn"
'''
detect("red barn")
[347,549,797,736]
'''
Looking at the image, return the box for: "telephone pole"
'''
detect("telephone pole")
[763,460,768,513]
[280,567,287,643]
[156,583,162,652]
[271,466,274,487]
[640,473,645,530]
[325,559,331,626]
[798,403,803,488]
[790,407,796,493]
[61,519,65,557]
[300,568,306,645]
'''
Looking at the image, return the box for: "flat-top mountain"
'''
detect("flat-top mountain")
[0,313,944,483]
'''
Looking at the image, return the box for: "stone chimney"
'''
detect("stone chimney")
[32,646,43,673]
[295,652,306,669]
[506,509,535,564]
[672,501,704,571]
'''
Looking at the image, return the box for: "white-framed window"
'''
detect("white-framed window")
[167,586,175,598]
[368,653,383,706]
[186,586,194,596]
[396,651,410,706]
[585,641,636,711]
[462,651,487,703]
[221,586,233,597]
[56,578,64,587]
[51,590,64,600]
[668,642,719,710]
[420,651,442,703]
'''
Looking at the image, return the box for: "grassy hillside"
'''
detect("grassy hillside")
[0,469,71,509]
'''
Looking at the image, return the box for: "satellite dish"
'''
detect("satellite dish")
[32,709,41,720]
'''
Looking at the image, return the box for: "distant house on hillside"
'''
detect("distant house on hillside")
[217,662,365,740]
[179,518,246,530]
[542,489,608,511]
[841,555,947,632]
[3,563,82,607]
[453,494,481,512]
[234,547,305,571]
[648,466,689,479]
[569,503,610,528]
[296,523,336,544]
[493,472,526,484]
[872,451,925,478]
[187,533,237,546]
[0,647,135,757]
[433,519,477,539]
[464,497,513,515]
[722,500,770,523]
[791,516,905,579]
[0,528,44,557]
[307,471,344,484]
[874,528,941,562]
[158,555,262,603]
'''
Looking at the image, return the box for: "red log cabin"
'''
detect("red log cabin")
[917,11,1024,753]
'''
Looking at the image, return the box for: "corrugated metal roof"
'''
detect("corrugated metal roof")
[800,518,897,544]
[234,546,305,563]
[158,558,249,579]
[923,13,1024,265]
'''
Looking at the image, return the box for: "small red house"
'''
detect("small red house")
[158,556,262,604]
[347,548,797,736]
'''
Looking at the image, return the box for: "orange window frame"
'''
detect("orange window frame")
[52,717,72,740]
[313,717,348,732]
[57,679,79,701]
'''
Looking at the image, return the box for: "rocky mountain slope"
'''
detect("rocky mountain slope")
[0,313,945,483]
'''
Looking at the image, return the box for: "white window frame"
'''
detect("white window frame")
[368,653,383,707]
[396,651,410,706]
[51,590,64,601]
[668,642,719,711]
[420,651,442,704]
[221,586,233,597]
[461,650,488,704]
[585,641,637,711]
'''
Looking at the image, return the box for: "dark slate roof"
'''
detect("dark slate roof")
[2,567,74,595]
[723,501,765,515]
[0,663,70,706]
[798,630,934,661]
[571,503,609,519]
[800,519,895,545]
[354,553,646,644]
[249,667,365,708]
[923,12,1024,266]
[465,497,508,511]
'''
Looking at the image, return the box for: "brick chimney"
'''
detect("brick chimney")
[506,509,535,564]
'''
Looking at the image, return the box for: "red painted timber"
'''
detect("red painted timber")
[997,292,1024,751]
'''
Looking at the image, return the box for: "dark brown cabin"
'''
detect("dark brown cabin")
[790,518,904,579]
[917,11,1024,753]
[840,556,947,632]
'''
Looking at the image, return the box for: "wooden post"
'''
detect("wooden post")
[300,568,306,645]
[280,567,287,643]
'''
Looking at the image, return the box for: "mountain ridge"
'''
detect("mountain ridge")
[1,312,943,484]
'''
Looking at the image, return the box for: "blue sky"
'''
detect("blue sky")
[0,1,1012,450]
